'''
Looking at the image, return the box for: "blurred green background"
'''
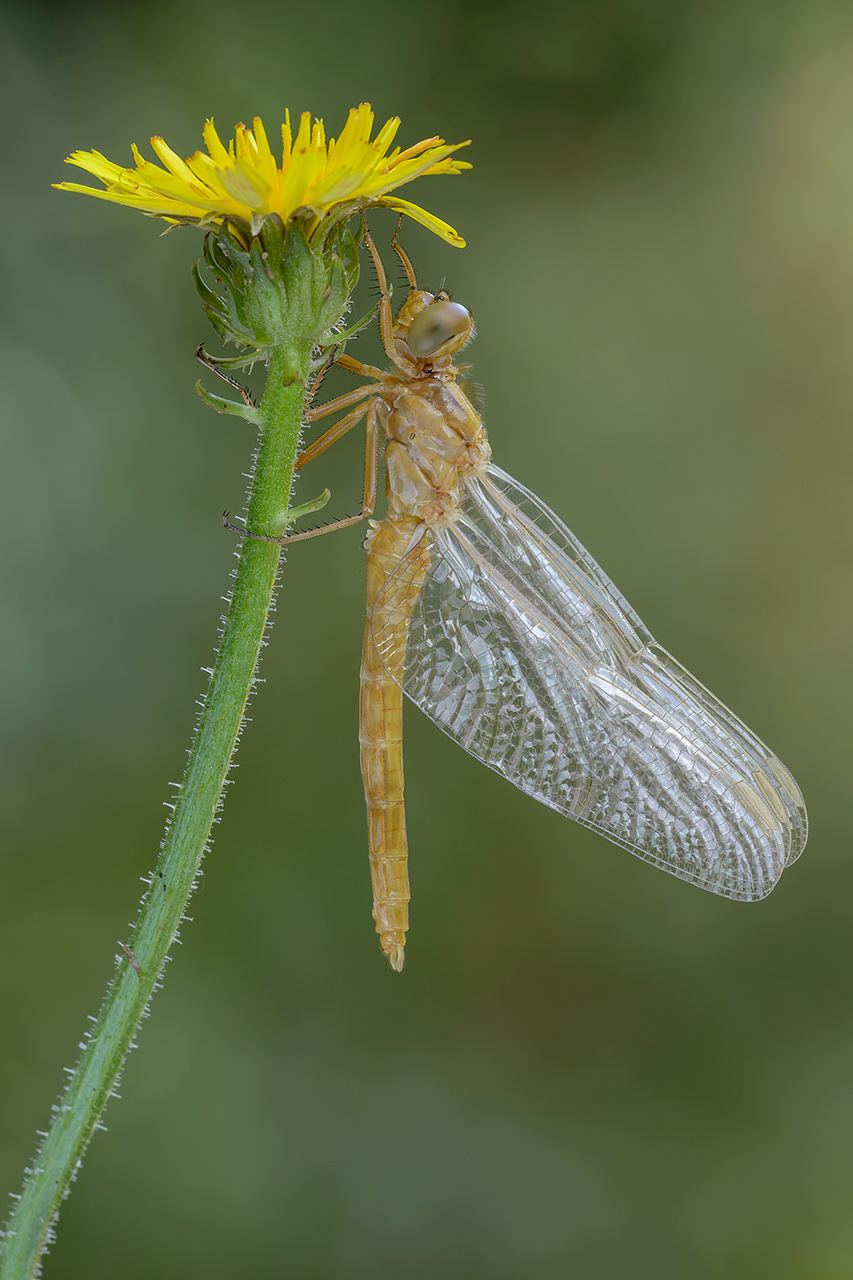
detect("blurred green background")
[1,0,850,1276]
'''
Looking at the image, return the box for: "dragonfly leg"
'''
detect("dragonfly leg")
[195,345,256,408]
[363,229,407,369]
[225,402,380,546]
[305,382,382,424]
[390,213,418,290]
[305,351,336,404]
[296,400,371,470]
[334,352,387,382]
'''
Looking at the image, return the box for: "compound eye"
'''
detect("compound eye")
[406,301,471,358]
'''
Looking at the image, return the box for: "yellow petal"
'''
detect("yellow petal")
[378,196,466,247]
[202,120,231,167]
[149,136,199,185]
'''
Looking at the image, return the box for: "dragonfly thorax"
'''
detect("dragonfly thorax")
[377,378,491,531]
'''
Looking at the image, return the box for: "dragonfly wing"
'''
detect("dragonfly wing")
[371,464,808,901]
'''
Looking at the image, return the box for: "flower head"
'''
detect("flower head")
[55,104,470,246]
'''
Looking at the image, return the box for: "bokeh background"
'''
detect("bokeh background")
[1,0,851,1276]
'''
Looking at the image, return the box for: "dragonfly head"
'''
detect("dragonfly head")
[402,293,474,363]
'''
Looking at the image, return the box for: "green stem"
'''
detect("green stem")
[0,341,311,1280]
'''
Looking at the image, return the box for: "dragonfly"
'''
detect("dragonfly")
[238,226,808,971]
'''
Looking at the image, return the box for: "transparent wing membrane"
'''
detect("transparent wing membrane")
[371,465,807,900]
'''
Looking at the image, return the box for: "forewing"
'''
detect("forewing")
[371,465,807,900]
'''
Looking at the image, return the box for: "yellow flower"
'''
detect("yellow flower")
[54,104,471,246]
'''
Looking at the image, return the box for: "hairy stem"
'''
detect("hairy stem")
[0,341,310,1279]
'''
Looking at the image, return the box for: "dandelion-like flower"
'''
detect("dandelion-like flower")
[55,104,470,245]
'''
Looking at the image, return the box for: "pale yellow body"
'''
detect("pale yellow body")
[281,253,490,970]
[359,292,491,969]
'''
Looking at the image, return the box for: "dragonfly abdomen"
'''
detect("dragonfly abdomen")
[360,517,431,970]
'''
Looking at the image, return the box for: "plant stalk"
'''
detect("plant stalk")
[0,341,311,1280]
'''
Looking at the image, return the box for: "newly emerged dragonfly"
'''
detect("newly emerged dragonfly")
[245,228,808,970]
